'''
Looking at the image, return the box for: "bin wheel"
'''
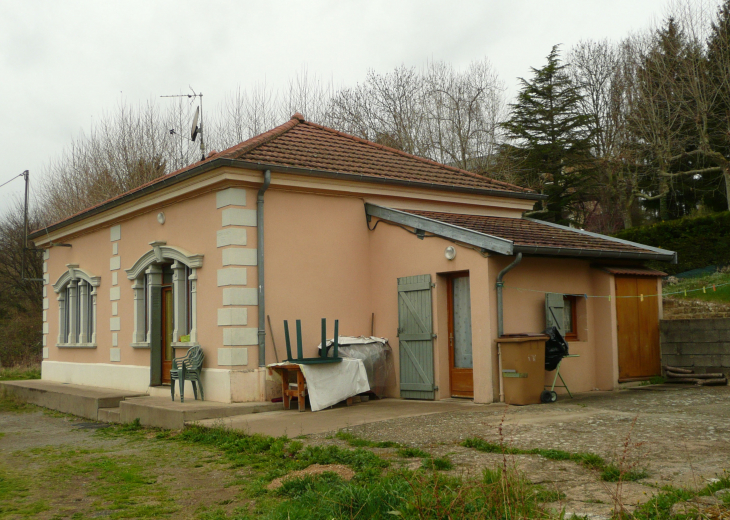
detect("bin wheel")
[541,390,558,403]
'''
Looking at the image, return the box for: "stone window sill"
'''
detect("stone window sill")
[57,343,97,349]
[171,341,199,349]
[131,342,150,349]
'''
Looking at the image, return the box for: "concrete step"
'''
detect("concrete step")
[0,380,145,420]
[97,407,121,423]
[147,386,174,398]
[119,397,281,429]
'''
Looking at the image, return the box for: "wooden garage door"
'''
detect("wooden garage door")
[616,276,661,380]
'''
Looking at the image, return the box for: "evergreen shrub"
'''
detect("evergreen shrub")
[614,212,730,275]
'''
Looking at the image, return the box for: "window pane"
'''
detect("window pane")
[64,288,70,343]
[75,287,81,343]
[87,291,94,341]
[453,277,473,369]
[563,297,574,334]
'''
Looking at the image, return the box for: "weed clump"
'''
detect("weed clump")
[461,437,647,482]
[335,431,399,448]
[422,456,453,471]
[397,447,430,458]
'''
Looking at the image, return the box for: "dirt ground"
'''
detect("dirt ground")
[308,384,730,518]
[2,385,730,519]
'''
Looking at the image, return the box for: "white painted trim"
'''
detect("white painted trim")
[41,360,267,403]
[52,266,101,294]
[125,244,204,280]
[32,168,535,247]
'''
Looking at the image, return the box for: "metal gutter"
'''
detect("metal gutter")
[30,158,544,241]
[257,169,271,367]
[522,218,677,264]
[496,253,522,338]
[365,203,514,255]
[512,245,675,262]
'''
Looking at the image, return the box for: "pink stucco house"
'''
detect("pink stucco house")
[30,113,676,404]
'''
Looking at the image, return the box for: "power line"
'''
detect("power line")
[0,172,23,189]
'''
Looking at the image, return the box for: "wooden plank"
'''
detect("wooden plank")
[397,274,435,400]
[637,277,661,377]
[616,277,640,379]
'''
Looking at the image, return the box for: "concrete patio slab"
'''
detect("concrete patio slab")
[0,380,145,420]
[120,397,281,429]
[196,398,485,437]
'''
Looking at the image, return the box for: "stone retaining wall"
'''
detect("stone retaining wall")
[660,318,730,376]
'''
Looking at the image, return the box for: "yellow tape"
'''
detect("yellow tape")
[640,294,644,301]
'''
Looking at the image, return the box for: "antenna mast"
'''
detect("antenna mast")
[161,88,205,161]
[20,170,45,283]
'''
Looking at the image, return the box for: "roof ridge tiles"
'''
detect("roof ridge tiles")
[218,117,300,159]
[296,118,533,194]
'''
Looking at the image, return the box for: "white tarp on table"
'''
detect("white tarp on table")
[269,358,369,412]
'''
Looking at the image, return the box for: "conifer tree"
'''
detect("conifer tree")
[502,45,594,225]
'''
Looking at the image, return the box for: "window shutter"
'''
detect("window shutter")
[545,293,565,336]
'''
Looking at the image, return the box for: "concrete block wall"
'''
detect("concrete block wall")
[660,318,730,376]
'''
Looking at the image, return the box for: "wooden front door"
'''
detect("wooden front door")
[161,286,174,384]
[448,273,473,397]
[616,276,661,380]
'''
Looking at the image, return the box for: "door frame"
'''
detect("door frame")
[446,271,473,398]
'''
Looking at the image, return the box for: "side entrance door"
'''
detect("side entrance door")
[397,274,435,400]
[448,273,473,397]
[615,276,661,380]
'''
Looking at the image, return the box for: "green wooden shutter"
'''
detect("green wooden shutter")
[545,293,565,336]
[150,285,162,386]
[397,275,435,400]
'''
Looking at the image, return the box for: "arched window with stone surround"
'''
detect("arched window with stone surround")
[53,264,100,347]
[125,241,204,351]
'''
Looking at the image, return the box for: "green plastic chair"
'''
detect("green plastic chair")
[284,318,342,365]
[171,346,205,403]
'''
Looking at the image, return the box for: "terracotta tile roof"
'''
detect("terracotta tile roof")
[400,209,659,255]
[212,113,534,193]
[32,113,536,238]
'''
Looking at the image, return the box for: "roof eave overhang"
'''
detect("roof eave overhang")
[366,205,677,263]
[513,245,677,262]
[365,203,515,255]
[522,218,677,264]
[29,158,545,240]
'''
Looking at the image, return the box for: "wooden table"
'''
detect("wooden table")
[269,363,354,412]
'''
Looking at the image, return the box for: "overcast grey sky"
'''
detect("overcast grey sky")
[0,0,674,203]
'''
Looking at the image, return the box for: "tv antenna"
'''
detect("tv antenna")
[161,87,206,161]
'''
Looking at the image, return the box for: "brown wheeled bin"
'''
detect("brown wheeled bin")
[497,335,548,405]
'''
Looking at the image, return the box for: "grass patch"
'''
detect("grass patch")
[265,467,550,520]
[422,456,453,471]
[462,437,646,481]
[0,388,37,413]
[397,446,430,458]
[0,365,41,381]
[665,270,730,304]
[0,466,49,516]
[335,431,400,448]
